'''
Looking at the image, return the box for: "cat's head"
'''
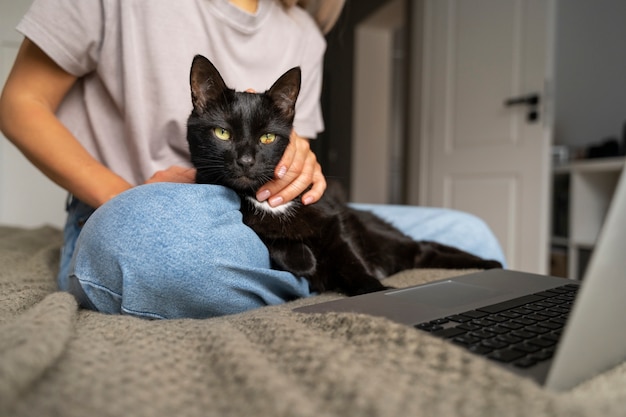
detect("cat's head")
[187,55,301,195]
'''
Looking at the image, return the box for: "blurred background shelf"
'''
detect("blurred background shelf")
[550,157,624,280]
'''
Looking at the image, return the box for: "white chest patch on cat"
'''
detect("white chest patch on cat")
[245,197,296,217]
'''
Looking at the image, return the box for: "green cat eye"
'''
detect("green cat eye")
[260,133,276,144]
[214,127,231,141]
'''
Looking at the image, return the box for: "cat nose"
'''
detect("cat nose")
[237,154,255,168]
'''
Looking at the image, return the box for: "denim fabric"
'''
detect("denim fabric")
[60,183,507,319]
[67,183,311,319]
[58,196,96,291]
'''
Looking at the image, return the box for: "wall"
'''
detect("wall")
[350,0,406,203]
[553,0,626,150]
[0,0,67,228]
[315,0,391,195]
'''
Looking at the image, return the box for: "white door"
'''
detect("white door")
[0,0,67,228]
[418,0,554,273]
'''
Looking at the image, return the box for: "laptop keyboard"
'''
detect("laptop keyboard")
[415,283,579,368]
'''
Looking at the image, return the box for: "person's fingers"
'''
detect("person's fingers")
[301,164,326,205]
[256,132,325,206]
[267,149,318,206]
[274,133,298,181]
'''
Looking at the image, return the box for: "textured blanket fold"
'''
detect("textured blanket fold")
[1,226,625,417]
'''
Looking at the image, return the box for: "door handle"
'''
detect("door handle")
[504,93,540,122]
[504,93,540,107]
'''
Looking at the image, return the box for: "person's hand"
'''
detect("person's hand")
[145,165,197,184]
[256,131,326,206]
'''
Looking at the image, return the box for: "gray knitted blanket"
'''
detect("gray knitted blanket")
[1,225,625,417]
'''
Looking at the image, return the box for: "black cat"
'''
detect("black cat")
[187,55,501,296]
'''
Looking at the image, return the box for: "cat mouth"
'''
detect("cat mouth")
[230,176,261,192]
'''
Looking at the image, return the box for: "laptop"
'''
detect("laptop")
[295,165,626,391]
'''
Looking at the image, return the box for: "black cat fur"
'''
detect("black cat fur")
[187,55,501,296]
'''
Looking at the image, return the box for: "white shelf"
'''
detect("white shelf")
[553,156,625,174]
[550,157,625,280]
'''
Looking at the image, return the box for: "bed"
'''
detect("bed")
[1,225,625,417]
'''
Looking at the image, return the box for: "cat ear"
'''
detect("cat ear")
[190,55,228,111]
[267,67,301,121]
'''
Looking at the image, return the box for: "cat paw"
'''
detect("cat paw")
[482,260,503,269]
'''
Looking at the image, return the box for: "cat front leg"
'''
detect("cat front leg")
[267,240,317,277]
[266,239,386,295]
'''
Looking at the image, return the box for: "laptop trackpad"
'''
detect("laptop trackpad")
[385,280,500,308]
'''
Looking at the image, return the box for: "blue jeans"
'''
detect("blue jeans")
[60,183,506,319]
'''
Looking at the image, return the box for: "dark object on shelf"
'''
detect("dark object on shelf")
[578,248,593,281]
[550,246,568,278]
[551,174,569,238]
[586,139,620,159]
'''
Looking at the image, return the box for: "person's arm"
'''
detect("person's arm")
[0,39,133,208]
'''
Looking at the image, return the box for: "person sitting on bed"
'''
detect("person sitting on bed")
[0,0,506,319]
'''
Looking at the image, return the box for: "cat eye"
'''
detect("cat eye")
[213,127,231,141]
[260,133,276,144]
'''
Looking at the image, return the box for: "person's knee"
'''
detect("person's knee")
[69,183,311,319]
[443,209,506,265]
[447,209,492,237]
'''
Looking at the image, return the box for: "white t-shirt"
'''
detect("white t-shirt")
[17,0,326,185]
